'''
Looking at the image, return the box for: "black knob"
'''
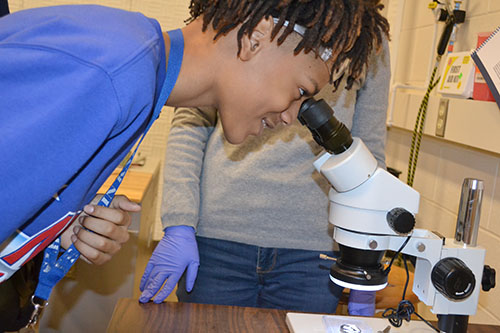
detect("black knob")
[386,208,415,234]
[432,257,476,300]
[482,265,496,292]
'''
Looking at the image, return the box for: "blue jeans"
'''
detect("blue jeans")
[177,236,344,313]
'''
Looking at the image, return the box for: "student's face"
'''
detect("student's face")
[217,36,330,144]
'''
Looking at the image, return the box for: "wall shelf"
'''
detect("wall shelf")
[390,90,500,155]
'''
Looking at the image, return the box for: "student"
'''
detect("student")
[0,0,388,288]
[138,36,390,313]
[138,1,389,307]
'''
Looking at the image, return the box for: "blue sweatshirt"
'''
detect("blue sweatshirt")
[0,5,166,282]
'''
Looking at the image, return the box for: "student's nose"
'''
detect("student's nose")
[280,100,302,125]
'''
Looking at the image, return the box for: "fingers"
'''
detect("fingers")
[71,233,112,265]
[78,214,130,244]
[185,261,200,292]
[111,195,142,212]
[83,203,132,229]
[139,270,171,303]
[153,273,181,303]
[140,263,198,303]
[73,224,122,256]
[69,195,138,266]
[140,263,154,291]
[60,222,75,250]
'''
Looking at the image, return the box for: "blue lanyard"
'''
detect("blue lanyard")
[33,29,184,303]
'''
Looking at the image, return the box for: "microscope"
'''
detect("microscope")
[297,98,496,333]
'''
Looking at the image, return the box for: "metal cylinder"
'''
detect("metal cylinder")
[454,178,484,246]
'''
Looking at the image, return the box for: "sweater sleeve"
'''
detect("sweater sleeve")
[161,106,218,230]
[350,37,391,169]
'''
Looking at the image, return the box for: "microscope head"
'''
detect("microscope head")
[298,98,419,291]
[298,98,393,290]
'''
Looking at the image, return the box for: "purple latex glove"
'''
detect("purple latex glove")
[348,290,376,316]
[139,225,199,303]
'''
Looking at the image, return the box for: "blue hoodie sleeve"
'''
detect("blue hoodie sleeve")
[0,45,121,242]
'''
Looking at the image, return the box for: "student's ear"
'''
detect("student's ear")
[239,16,274,61]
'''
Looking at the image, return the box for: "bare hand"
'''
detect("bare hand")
[60,195,141,265]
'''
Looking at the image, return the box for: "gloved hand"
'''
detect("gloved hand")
[348,290,376,316]
[139,225,199,303]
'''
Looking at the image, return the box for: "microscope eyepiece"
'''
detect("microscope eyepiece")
[298,98,353,154]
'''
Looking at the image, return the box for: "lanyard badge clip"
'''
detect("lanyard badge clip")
[25,295,48,329]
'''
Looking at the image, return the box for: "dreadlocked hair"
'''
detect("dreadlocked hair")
[187,0,390,90]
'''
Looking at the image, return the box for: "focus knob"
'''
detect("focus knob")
[431,257,475,300]
[386,208,415,234]
[482,265,496,292]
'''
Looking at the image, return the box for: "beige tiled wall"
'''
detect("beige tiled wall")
[9,0,190,29]
[386,0,500,325]
[131,0,190,31]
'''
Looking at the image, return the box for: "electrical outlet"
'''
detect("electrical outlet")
[435,98,449,137]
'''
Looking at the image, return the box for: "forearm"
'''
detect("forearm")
[161,106,217,230]
[351,37,391,169]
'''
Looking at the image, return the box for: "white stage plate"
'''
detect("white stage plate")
[286,312,437,333]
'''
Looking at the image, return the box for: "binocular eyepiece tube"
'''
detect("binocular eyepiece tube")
[298,98,353,154]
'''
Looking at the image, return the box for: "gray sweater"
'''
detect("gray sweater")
[161,40,390,251]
